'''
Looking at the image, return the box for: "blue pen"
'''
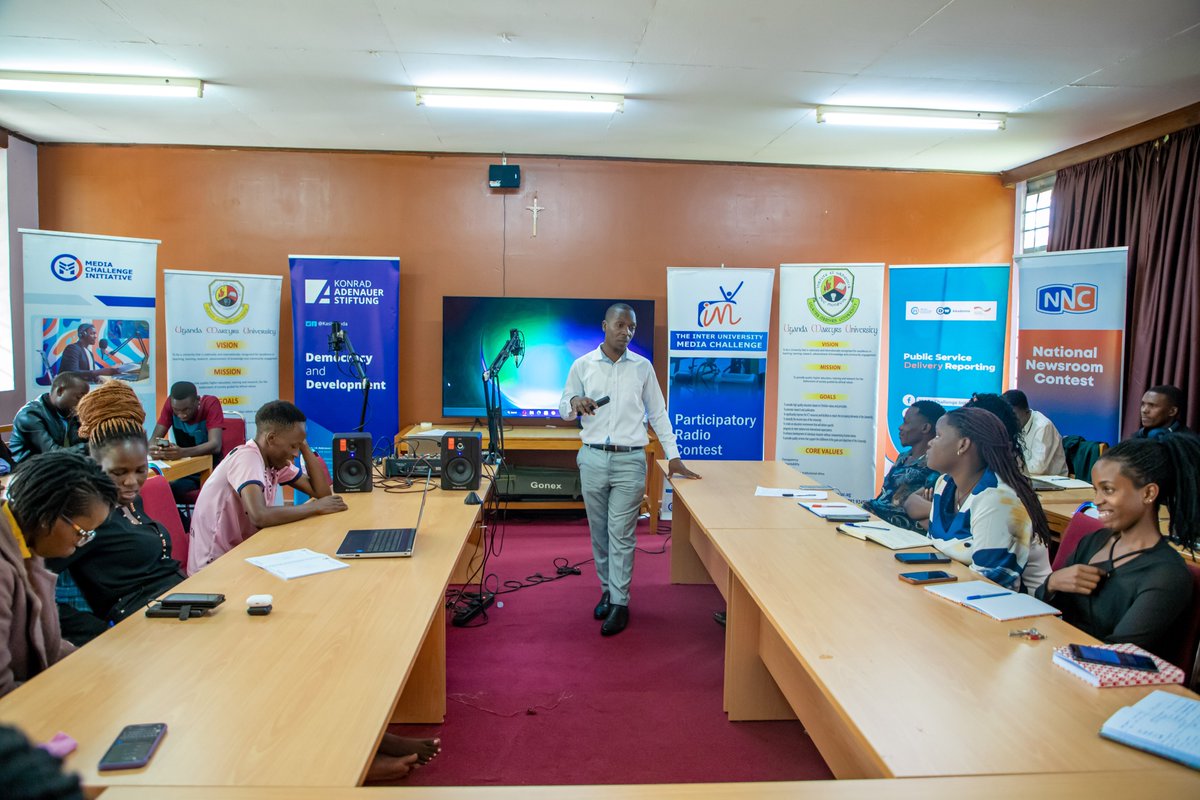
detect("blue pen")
[965,592,1010,601]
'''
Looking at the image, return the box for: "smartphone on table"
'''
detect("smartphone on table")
[160,593,225,609]
[1068,644,1159,672]
[98,723,167,771]
[895,552,951,564]
[898,570,958,585]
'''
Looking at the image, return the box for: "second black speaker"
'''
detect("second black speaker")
[332,432,373,493]
[441,432,482,490]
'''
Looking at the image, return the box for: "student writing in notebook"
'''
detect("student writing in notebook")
[923,408,1052,593]
[187,400,346,575]
[1036,434,1197,653]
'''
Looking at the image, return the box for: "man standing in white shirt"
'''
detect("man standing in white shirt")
[560,303,700,636]
[1002,390,1068,476]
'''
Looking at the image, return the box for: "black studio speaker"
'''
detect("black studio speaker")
[332,432,373,493]
[441,432,482,490]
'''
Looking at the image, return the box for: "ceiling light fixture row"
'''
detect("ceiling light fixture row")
[815,105,1007,131]
[0,71,203,98]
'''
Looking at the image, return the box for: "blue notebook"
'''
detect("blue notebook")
[1100,690,1200,770]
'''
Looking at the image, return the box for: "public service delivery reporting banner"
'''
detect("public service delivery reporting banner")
[666,268,774,462]
[776,264,884,500]
[1014,247,1127,444]
[21,229,158,413]
[884,264,1010,458]
[164,269,282,438]
[288,256,399,464]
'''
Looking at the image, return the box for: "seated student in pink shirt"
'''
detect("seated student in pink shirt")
[187,400,347,575]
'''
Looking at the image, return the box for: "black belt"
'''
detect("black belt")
[586,443,640,453]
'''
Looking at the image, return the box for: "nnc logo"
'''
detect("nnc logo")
[50,253,83,282]
[304,279,332,304]
[1036,283,1098,314]
[696,280,744,327]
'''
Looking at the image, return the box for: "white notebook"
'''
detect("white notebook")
[799,501,870,521]
[1101,690,1200,770]
[924,580,1062,621]
[836,521,932,550]
[1031,474,1092,489]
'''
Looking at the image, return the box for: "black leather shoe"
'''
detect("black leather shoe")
[593,591,611,620]
[600,604,629,636]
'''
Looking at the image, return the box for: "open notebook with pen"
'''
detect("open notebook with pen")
[836,521,932,550]
[924,580,1062,621]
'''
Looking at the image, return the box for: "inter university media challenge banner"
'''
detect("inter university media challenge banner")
[666,268,774,461]
[885,265,1010,454]
[1014,247,1127,444]
[21,229,158,414]
[164,270,282,437]
[776,264,883,500]
[289,256,399,464]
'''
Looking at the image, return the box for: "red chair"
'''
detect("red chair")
[1052,511,1106,570]
[179,412,247,505]
[1161,563,1200,688]
[141,475,189,568]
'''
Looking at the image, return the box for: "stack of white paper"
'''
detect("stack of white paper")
[246,548,350,580]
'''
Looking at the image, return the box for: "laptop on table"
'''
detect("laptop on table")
[335,474,431,558]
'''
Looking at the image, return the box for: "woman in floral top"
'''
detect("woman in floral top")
[863,400,945,531]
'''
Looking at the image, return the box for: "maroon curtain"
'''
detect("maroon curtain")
[1049,125,1200,437]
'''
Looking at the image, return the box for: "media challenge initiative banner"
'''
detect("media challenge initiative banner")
[21,229,158,413]
[164,270,283,437]
[885,264,1010,454]
[289,256,399,464]
[776,264,884,500]
[666,268,774,462]
[1014,247,1127,444]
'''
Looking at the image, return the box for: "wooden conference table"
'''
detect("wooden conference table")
[155,454,213,484]
[665,460,1198,780]
[98,770,1200,800]
[0,483,485,791]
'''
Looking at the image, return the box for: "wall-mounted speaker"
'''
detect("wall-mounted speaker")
[332,432,373,493]
[441,432,482,490]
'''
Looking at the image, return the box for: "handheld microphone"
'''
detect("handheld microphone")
[594,396,611,408]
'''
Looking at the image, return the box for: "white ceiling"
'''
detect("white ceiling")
[1,0,1198,172]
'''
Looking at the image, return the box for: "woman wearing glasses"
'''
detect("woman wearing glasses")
[46,382,186,634]
[1,451,117,696]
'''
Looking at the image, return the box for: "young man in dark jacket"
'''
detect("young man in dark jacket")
[8,373,89,463]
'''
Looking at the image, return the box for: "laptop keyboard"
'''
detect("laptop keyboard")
[363,528,415,553]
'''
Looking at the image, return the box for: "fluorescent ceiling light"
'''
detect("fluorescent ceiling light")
[416,87,623,114]
[0,71,203,98]
[815,106,1005,131]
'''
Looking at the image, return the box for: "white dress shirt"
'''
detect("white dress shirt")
[1022,409,1068,476]
[559,345,681,461]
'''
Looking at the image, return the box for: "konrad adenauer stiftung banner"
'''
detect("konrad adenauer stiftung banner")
[21,229,158,414]
[289,256,399,465]
[164,270,283,437]
[1014,247,1127,444]
[776,264,884,500]
[666,268,774,462]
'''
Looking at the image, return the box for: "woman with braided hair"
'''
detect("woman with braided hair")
[924,407,1053,592]
[1,451,116,696]
[45,381,185,632]
[1037,434,1198,652]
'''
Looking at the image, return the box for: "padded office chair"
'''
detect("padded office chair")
[142,474,189,568]
[1052,511,1107,570]
[1160,563,1200,687]
[178,411,248,506]
[1061,436,1108,482]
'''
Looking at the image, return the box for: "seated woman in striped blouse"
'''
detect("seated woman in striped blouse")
[922,407,1052,593]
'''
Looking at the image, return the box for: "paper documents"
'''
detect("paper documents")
[1101,690,1200,770]
[1031,474,1092,489]
[799,501,869,521]
[755,486,828,499]
[246,548,350,580]
[924,580,1062,621]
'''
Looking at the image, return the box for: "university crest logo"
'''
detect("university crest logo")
[807,268,859,324]
[204,279,249,324]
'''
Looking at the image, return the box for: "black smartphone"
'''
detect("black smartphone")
[898,570,957,585]
[98,723,167,771]
[1069,644,1159,672]
[159,593,225,608]
[895,552,951,564]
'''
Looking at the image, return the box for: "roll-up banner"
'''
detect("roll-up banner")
[1014,247,1127,444]
[883,264,1010,461]
[164,270,283,438]
[776,264,884,500]
[666,268,774,465]
[288,256,399,465]
[20,229,158,414]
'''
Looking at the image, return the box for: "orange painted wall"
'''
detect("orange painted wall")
[35,145,1013,458]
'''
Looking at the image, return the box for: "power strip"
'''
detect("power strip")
[451,591,495,627]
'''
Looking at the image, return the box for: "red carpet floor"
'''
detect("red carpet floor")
[390,515,832,786]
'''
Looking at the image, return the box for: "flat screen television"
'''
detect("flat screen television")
[442,296,655,418]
